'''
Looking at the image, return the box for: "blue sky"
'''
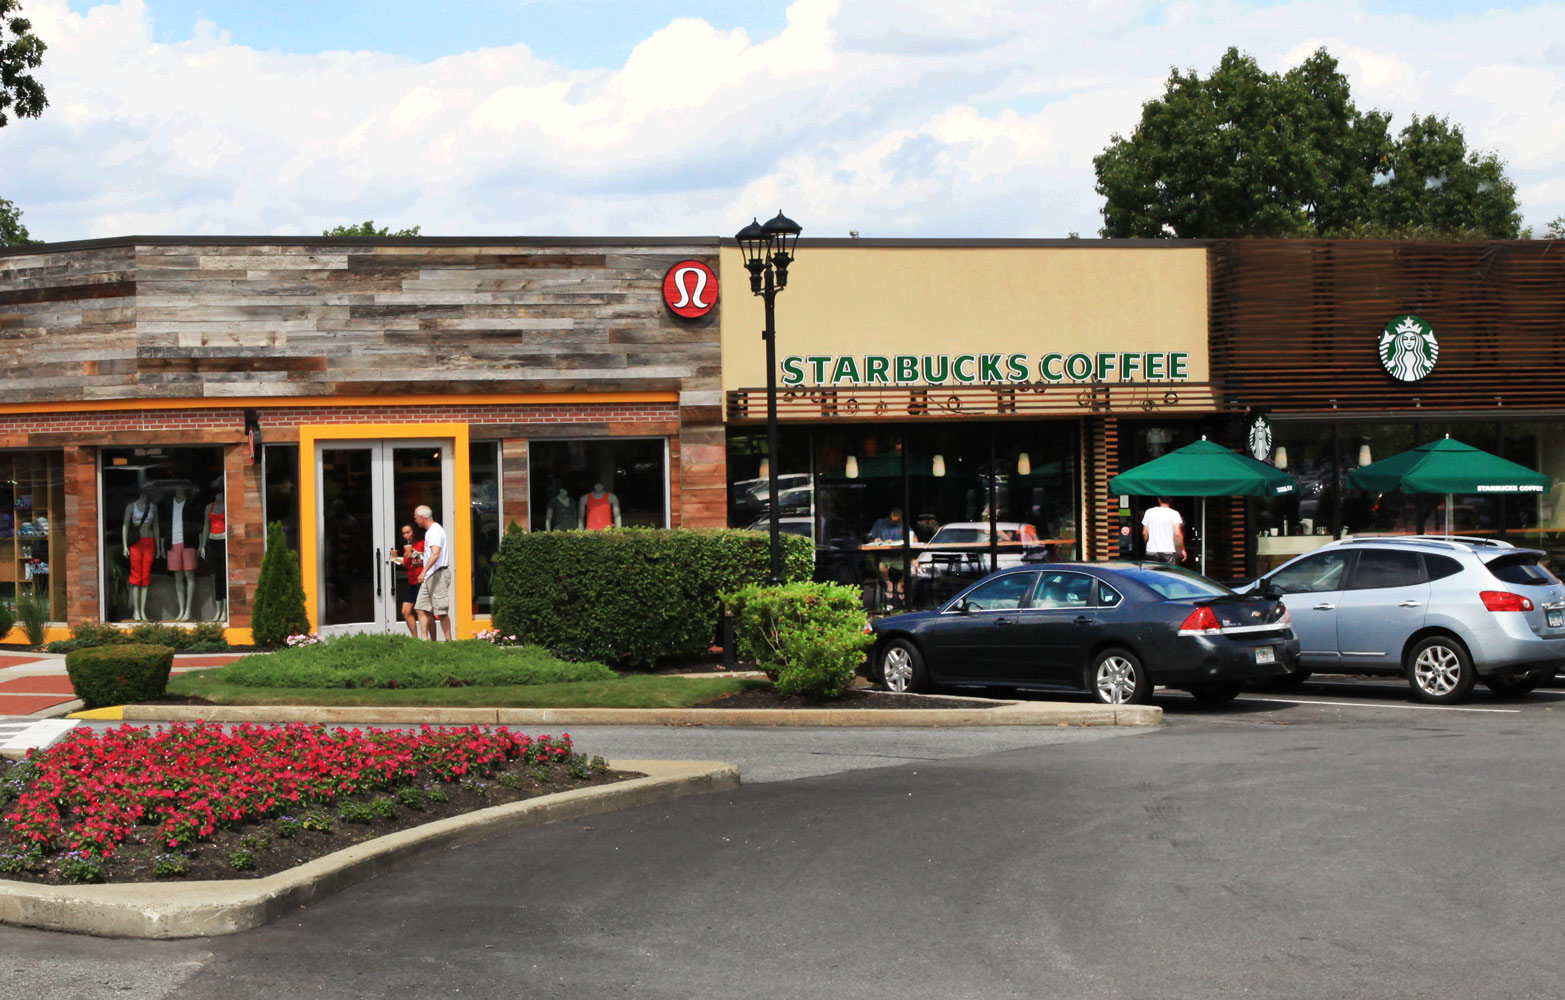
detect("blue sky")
[12,0,1565,241]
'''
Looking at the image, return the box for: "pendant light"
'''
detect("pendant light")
[757,458,769,480]
[1273,446,1288,470]
[1016,452,1031,476]
[845,455,859,479]
[1358,443,1373,467]
[932,454,946,477]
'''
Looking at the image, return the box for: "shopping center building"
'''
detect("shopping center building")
[2,233,1562,640]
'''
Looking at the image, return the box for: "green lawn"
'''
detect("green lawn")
[167,670,768,708]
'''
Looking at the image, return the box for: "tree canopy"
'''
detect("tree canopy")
[0,196,33,245]
[1093,47,1521,240]
[322,220,423,237]
[0,0,45,245]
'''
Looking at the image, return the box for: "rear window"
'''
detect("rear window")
[1121,567,1232,600]
[1487,554,1561,587]
[930,528,987,544]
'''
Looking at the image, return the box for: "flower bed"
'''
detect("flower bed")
[0,722,631,884]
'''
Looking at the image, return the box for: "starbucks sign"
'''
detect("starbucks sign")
[1379,315,1439,382]
[1247,413,1273,463]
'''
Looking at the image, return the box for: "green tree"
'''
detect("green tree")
[1094,47,1520,239]
[1543,216,1565,240]
[250,522,311,647]
[0,0,46,244]
[322,220,423,237]
[0,195,35,246]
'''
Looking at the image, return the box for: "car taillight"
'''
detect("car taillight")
[1279,603,1291,625]
[1481,590,1534,612]
[1178,606,1222,635]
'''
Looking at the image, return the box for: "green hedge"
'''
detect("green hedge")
[724,582,872,699]
[206,633,616,689]
[64,643,175,709]
[251,521,311,648]
[492,527,813,666]
[47,621,228,654]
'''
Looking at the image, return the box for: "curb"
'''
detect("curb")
[0,759,738,940]
[107,702,1163,728]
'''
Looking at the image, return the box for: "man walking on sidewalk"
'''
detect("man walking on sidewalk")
[1141,497,1186,565]
[413,505,453,641]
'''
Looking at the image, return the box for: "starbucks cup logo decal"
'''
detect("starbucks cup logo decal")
[663,260,718,318]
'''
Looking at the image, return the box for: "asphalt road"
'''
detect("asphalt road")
[8,681,1565,999]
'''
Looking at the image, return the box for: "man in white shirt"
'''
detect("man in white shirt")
[412,504,453,641]
[1141,497,1186,565]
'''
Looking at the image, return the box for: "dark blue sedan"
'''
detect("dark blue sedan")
[868,562,1299,705]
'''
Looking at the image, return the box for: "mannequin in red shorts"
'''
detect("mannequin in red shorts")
[122,492,161,621]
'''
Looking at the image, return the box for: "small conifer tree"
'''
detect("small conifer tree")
[250,522,310,647]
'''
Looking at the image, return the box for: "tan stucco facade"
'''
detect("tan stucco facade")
[720,244,1210,392]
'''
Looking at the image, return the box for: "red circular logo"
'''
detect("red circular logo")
[662,260,719,319]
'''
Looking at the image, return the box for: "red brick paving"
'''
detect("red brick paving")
[0,654,43,670]
[0,694,73,714]
[0,676,75,694]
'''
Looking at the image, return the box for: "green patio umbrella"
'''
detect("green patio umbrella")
[1109,438,1298,575]
[1345,436,1549,537]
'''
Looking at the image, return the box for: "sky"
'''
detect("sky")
[1,0,1563,241]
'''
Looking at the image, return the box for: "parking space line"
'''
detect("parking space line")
[1233,695,1521,713]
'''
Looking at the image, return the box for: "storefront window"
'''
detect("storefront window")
[529,439,667,531]
[1,451,67,623]
[100,447,226,623]
[263,444,300,553]
[470,441,500,616]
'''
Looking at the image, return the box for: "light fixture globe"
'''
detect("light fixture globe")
[761,211,802,256]
[735,218,767,267]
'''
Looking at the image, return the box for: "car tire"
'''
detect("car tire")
[1087,648,1151,705]
[1188,682,1241,705]
[1406,636,1476,704]
[1482,672,1543,697]
[878,639,928,694]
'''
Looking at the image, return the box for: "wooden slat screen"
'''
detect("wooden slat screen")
[1209,240,1565,413]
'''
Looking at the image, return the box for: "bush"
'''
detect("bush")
[0,603,14,643]
[725,582,873,700]
[63,644,175,710]
[492,527,813,666]
[251,521,310,648]
[15,600,47,647]
[48,620,228,654]
[205,633,616,689]
[70,620,134,646]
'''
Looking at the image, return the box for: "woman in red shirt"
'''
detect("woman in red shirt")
[387,522,425,636]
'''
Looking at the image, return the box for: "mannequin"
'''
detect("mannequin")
[199,490,227,622]
[578,483,621,531]
[545,488,576,530]
[122,493,161,621]
[165,486,202,620]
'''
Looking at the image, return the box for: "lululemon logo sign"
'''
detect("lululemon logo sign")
[662,260,718,319]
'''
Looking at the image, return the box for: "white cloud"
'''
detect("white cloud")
[3,0,1565,240]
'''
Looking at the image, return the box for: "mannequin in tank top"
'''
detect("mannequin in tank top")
[200,491,228,622]
[578,482,621,530]
[122,492,162,621]
[165,485,203,621]
[545,488,577,530]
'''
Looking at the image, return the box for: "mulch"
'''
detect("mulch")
[0,758,641,885]
[692,687,999,710]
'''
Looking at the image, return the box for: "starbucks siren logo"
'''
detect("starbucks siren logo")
[1379,314,1439,382]
[1247,414,1273,463]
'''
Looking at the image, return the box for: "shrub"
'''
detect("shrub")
[153,853,190,878]
[63,644,175,710]
[0,602,14,644]
[725,582,874,700]
[251,521,310,648]
[70,620,134,647]
[130,622,193,648]
[206,633,615,689]
[227,849,256,871]
[15,599,47,647]
[492,526,813,666]
[57,850,108,883]
[48,620,228,654]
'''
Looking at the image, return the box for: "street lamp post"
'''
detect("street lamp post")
[735,211,802,585]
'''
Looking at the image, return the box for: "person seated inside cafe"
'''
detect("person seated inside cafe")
[867,507,917,604]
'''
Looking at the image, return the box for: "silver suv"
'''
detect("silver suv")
[1240,536,1565,703]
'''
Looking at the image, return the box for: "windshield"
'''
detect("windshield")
[1121,567,1234,600]
[929,527,988,544]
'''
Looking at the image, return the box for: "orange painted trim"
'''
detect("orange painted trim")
[0,392,678,416]
[298,424,473,640]
[1,626,71,645]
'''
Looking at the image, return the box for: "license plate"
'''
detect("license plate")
[1255,647,1276,664]
[1549,610,1563,629]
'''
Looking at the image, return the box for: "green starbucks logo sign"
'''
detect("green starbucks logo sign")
[1379,314,1439,382]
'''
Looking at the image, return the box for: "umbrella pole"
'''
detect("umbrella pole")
[1200,498,1207,576]
[1446,493,1452,538]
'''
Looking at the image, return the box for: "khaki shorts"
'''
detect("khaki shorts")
[414,566,452,616]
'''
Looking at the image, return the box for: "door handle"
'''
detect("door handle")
[1399,600,1423,608]
[376,548,382,597]
[994,617,1014,627]
[1312,603,1335,611]
[1074,615,1094,626]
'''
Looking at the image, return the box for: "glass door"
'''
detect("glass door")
[315,439,453,635]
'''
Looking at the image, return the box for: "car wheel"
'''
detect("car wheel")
[1406,636,1475,704]
[1188,682,1241,705]
[1088,648,1151,705]
[1482,672,1543,697]
[878,639,928,694]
